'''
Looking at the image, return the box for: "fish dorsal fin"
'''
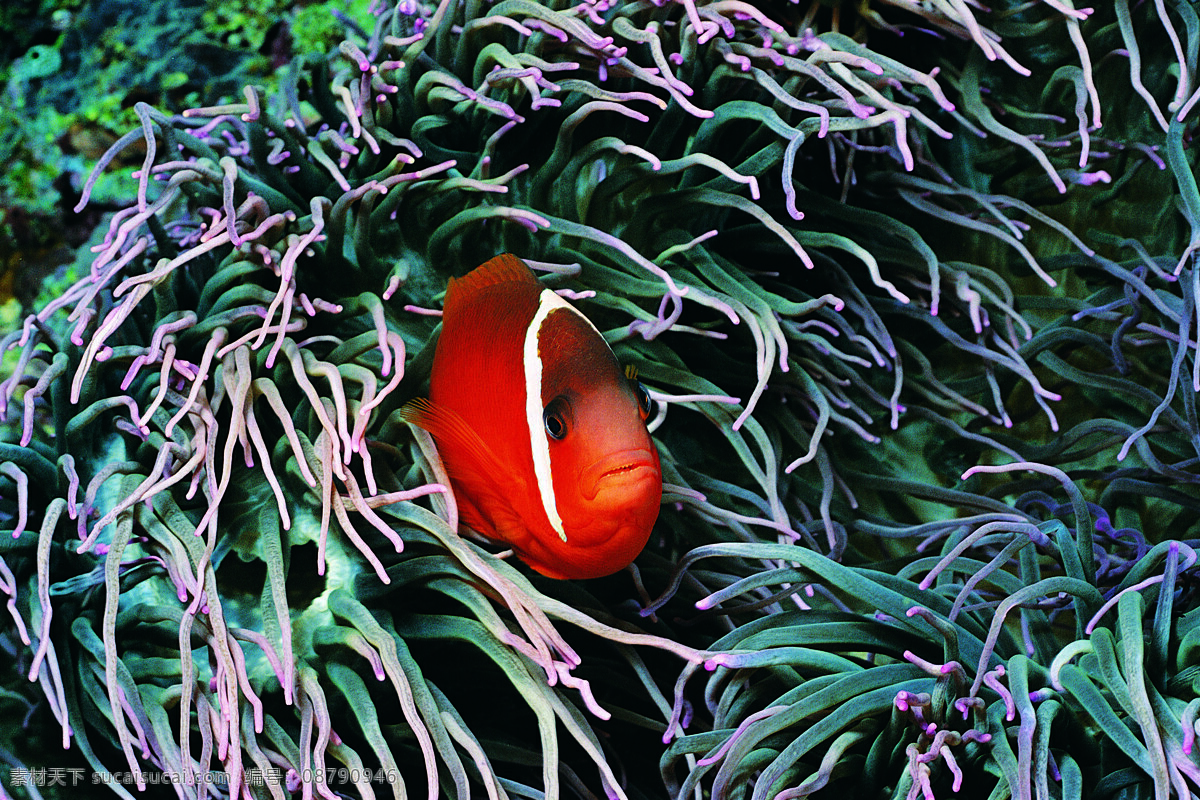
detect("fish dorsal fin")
[444,254,538,318]
[399,398,529,538]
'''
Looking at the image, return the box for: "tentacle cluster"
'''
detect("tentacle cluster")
[0,0,1199,798]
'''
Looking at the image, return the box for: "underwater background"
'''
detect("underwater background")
[2,0,1200,798]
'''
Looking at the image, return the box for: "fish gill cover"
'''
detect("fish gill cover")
[0,0,1199,798]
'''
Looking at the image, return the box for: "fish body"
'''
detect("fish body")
[404,254,661,579]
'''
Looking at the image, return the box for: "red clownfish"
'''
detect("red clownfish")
[402,254,662,579]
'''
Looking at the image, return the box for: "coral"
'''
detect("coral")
[1,0,1199,798]
[0,0,372,318]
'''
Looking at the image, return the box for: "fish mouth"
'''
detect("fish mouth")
[582,449,660,501]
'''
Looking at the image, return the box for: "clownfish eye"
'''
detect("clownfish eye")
[633,381,652,420]
[543,398,568,440]
[624,365,652,420]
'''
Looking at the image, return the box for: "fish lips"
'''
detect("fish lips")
[580,448,661,503]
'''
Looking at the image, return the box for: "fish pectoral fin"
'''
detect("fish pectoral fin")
[400,398,514,478]
[399,397,530,518]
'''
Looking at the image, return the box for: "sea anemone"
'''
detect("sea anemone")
[1,0,1199,798]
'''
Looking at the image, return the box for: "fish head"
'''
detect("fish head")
[525,373,661,579]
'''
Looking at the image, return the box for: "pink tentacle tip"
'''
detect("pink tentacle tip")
[954,696,984,720]
[903,650,964,679]
[704,654,732,671]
